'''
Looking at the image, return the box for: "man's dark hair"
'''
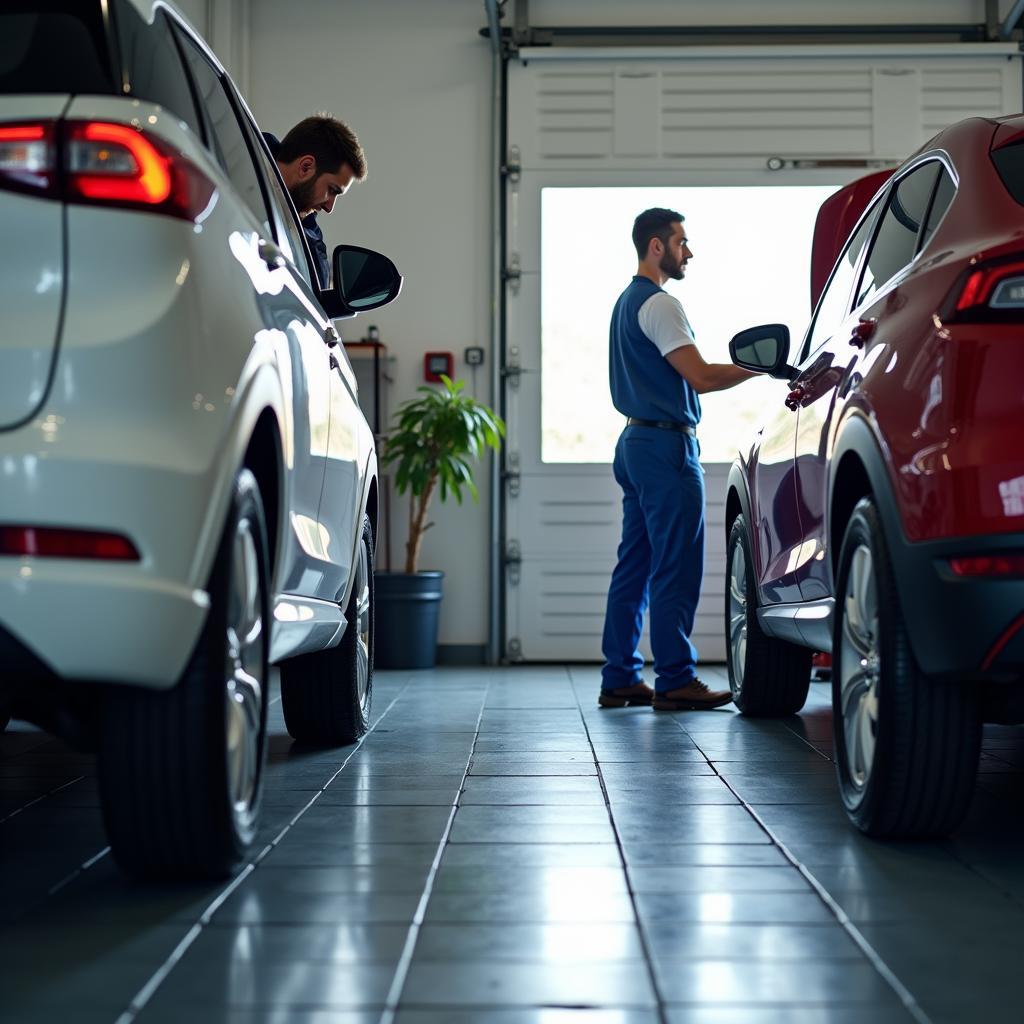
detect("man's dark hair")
[278,114,367,180]
[632,207,683,259]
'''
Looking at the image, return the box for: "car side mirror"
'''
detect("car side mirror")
[319,245,403,318]
[729,324,797,380]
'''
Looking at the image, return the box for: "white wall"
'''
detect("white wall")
[247,0,494,649]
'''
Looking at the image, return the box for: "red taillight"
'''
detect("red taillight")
[952,258,1024,317]
[65,121,172,205]
[0,118,214,221]
[0,121,57,196]
[949,554,1024,578]
[0,527,140,562]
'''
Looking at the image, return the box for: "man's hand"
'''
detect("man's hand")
[666,345,759,394]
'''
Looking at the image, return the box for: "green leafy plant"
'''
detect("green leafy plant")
[382,375,505,574]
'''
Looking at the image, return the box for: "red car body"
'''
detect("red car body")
[728,114,1024,701]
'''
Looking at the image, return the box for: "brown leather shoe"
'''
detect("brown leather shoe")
[653,678,733,711]
[598,683,654,708]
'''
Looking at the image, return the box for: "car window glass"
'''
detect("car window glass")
[176,33,270,231]
[992,140,1024,206]
[801,210,876,362]
[114,5,201,136]
[0,4,114,95]
[920,168,955,248]
[249,127,316,288]
[854,162,940,309]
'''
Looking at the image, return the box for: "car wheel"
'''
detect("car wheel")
[833,497,980,837]
[98,469,270,879]
[726,514,812,716]
[280,513,374,745]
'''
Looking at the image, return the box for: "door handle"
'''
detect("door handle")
[784,385,805,411]
[329,354,340,372]
[850,318,877,349]
[324,325,340,348]
[258,239,284,269]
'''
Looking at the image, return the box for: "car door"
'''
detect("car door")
[748,190,878,608]
[792,160,952,601]
[173,26,335,600]
[779,195,880,603]
[233,101,364,608]
[317,314,365,605]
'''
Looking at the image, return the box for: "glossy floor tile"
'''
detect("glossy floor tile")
[1,666,1022,1022]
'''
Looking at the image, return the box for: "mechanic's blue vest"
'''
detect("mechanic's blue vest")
[609,276,702,427]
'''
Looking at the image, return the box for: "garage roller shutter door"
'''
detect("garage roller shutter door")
[511,45,1023,168]
[503,44,1022,664]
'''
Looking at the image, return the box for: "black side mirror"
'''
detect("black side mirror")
[319,245,403,318]
[729,324,797,380]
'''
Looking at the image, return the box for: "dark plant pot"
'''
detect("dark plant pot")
[374,571,444,670]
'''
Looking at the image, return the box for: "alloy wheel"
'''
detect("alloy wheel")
[728,540,748,695]
[839,543,880,791]
[224,518,265,816]
[354,537,371,709]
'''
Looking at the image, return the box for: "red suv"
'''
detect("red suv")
[725,114,1024,838]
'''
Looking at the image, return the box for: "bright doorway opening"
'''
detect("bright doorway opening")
[541,185,839,464]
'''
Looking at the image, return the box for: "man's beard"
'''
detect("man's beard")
[659,250,684,280]
[289,177,319,216]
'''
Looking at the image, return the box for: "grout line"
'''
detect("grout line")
[0,774,87,825]
[564,665,671,1024]
[680,719,933,1024]
[377,681,491,1024]
[113,680,415,1024]
[48,846,111,897]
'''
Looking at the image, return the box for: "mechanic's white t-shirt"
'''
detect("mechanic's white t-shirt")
[637,291,696,357]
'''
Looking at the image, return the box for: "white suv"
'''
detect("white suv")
[0,0,399,878]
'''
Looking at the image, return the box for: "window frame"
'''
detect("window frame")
[163,9,326,307]
[167,18,276,230]
[237,104,320,293]
[797,151,958,367]
[850,154,956,313]
[798,196,883,365]
[108,0,203,139]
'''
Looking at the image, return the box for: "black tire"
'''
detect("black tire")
[280,513,374,745]
[726,514,813,716]
[98,469,270,879]
[832,497,980,838]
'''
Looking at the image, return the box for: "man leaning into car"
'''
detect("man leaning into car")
[263,114,366,288]
[599,208,758,712]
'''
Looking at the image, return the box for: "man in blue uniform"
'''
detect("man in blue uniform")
[264,115,366,288]
[599,208,756,711]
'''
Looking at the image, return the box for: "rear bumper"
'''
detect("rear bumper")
[0,559,209,688]
[887,528,1024,681]
[0,410,225,689]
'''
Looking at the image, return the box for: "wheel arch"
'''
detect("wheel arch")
[828,412,903,580]
[243,409,285,585]
[725,461,753,539]
[365,472,379,555]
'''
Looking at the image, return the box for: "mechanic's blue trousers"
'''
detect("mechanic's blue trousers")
[601,424,704,694]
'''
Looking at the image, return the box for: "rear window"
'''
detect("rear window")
[992,142,1024,206]
[0,2,114,96]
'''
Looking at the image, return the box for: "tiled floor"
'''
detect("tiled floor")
[2,665,1023,1023]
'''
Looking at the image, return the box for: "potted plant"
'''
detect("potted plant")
[375,375,504,669]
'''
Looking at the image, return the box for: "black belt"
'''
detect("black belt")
[627,417,697,437]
